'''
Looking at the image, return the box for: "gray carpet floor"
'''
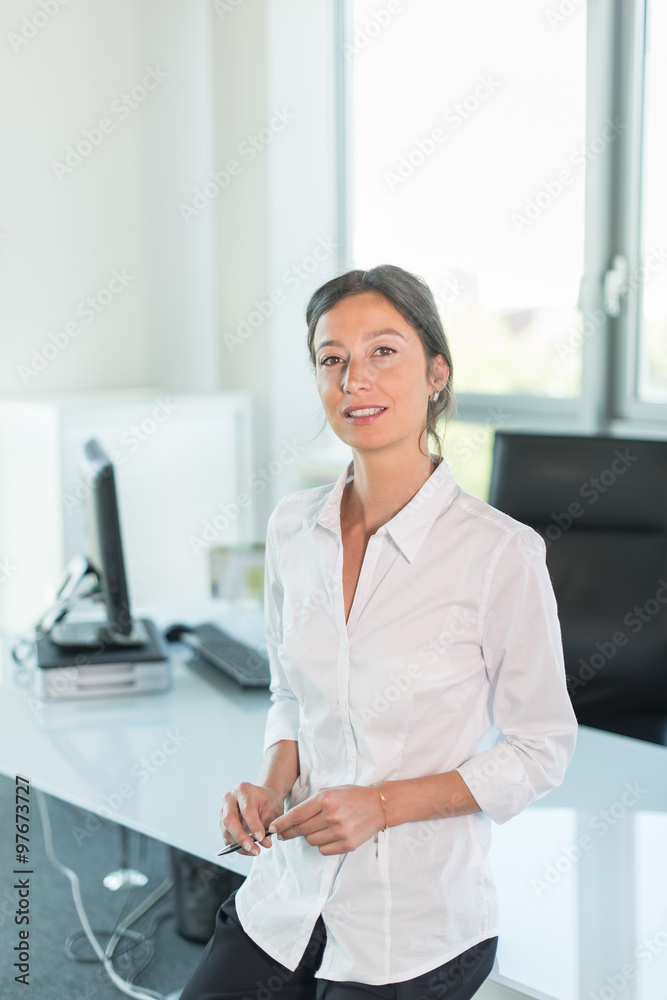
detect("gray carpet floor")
[0,772,244,1000]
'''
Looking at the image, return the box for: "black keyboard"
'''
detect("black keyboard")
[177,623,271,688]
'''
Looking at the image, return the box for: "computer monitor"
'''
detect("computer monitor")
[81,438,133,636]
[49,438,149,648]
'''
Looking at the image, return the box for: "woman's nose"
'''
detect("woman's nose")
[341,356,373,391]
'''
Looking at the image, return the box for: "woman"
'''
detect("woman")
[180,265,578,1000]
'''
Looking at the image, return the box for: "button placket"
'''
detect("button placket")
[336,530,384,773]
[332,546,355,771]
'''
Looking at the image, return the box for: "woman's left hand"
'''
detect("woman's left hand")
[267,784,385,855]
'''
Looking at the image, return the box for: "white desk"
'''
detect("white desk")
[0,597,266,880]
[2,597,667,1000]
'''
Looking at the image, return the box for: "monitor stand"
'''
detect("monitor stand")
[49,618,151,650]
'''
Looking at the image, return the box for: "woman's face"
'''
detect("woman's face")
[313,290,449,453]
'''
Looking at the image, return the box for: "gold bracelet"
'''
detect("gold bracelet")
[370,783,389,831]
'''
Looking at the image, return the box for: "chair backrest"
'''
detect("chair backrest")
[488,432,667,718]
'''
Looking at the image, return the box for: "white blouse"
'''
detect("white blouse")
[233,454,578,985]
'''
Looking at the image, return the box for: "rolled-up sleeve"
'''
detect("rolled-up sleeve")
[262,509,300,757]
[455,526,578,825]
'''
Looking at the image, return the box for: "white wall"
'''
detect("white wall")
[1,0,344,545]
[0,0,219,396]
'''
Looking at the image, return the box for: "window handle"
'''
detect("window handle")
[603,254,628,317]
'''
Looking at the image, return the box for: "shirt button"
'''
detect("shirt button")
[347,749,355,759]
[338,698,346,708]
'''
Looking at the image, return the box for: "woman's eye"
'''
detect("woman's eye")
[318,347,396,366]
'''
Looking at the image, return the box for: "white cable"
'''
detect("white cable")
[36,789,174,1000]
[105,877,175,966]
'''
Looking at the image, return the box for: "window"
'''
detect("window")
[348,0,587,400]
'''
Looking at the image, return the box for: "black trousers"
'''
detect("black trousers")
[178,889,498,1000]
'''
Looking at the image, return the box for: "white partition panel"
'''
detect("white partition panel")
[0,389,251,631]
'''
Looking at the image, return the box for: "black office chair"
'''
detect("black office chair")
[488,432,667,746]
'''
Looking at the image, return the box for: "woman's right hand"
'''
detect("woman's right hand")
[220,782,286,856]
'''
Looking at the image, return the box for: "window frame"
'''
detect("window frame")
[611,0,667,431]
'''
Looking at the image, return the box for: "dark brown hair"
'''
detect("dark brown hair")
[305,264,455,459]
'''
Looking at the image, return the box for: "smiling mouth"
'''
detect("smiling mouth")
[344,407,387,418]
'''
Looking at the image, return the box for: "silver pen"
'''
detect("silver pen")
[217,832,271,856]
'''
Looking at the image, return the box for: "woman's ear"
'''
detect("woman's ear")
[433,357,450,392]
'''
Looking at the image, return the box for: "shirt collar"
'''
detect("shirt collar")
[310,454,460,563]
